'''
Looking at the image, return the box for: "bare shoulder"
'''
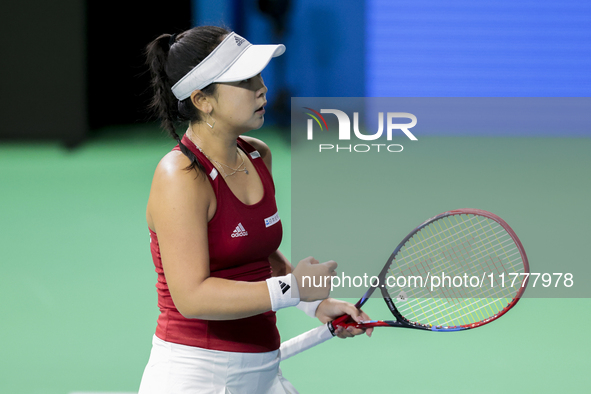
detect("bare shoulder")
[155,150,191,175]
[147,150,213,231]
[241,136,272,173]
[152,150,208,186]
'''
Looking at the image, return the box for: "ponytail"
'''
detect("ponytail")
[145,26,229,174]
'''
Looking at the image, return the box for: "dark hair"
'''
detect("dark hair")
[145,26,229,174]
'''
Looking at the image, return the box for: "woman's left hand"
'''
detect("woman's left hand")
[315,298,373,339]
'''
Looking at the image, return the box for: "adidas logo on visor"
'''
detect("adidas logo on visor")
[231,223,249,238]
[235,36,246,46]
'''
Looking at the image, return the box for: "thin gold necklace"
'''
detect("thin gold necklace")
[204,149,248,178]
[188,126,248,178]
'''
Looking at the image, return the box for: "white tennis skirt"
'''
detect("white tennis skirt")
[138,335,299,394]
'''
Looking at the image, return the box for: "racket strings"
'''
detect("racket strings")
[386,213,525,328]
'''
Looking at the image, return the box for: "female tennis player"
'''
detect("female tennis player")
[139,26,372,393]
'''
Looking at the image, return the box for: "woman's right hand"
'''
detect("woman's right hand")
[292,257,338,302]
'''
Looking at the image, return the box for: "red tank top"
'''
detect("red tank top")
[149,135,283,352]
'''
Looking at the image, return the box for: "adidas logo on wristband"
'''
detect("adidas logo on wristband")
[266,274,300,311]
[279,280,290,294]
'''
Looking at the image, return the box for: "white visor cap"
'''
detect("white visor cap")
[171,32,285,100]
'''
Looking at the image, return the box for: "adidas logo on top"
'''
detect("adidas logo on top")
[234,36,246,46]
[231,223,248,238]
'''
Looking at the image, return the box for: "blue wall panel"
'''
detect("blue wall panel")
[366,0,591,97]
[193,0,366,98]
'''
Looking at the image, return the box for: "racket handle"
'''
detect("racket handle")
[279,323,335,361]
[330,313,355,331]
[330,313,387,330]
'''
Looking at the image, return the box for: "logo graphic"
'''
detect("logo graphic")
[397,290,408,302]
[279,280,290,294]
[234,36,246,46]
[303,107,418,153]
[304,107,329,139]
[231,223,249,238]
[264,212,280,228]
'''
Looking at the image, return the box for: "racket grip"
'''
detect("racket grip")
[329,313,358,333]
[279,324,334,361]
[279,315,367,361]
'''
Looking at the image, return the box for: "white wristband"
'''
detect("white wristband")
[266,274,301,311]
[296,300,322,318]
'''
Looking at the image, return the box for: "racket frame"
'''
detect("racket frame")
[330,208,529,333]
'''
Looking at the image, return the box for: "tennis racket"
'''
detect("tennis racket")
[280,208,529,360]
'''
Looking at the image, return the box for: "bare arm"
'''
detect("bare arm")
[147,141,335,320]
[269,249,293,277]
[147,151,273,320]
